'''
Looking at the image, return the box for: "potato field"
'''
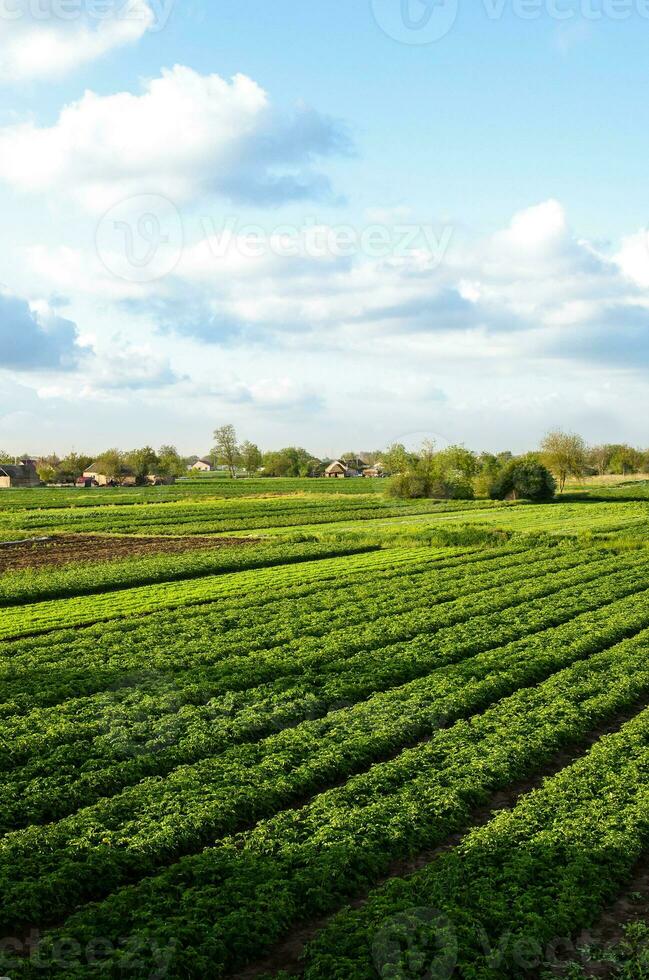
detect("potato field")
[1,478,649,977]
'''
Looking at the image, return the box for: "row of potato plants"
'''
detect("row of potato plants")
[3,573,649,931]
[14,628,649,978]
[0,546,631,745]
[0,542,587,696]
[0,543,540,743]
[0,547,628,828]
[0,477,391,512]
[0,543,500,713]
[0,538,628,656]
[0,546,630,725]
[0,495,487,536]
[405,501,648,537]
[298,702,649,980]
[0,539,382,608]
[0,543,533,752]
[0,543,449,640]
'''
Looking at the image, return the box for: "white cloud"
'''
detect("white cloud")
[37,340,182,400]
[197,377,324,413]
[0,65,350,211]
[17,199,649,420]
[615,229,649,289]
[141,200,649,370]
[0,0,158,82]
[0,289,83,370]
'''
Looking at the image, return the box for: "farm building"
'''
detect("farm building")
[363,464,387,478]
[0,460,40,488]
[325,460,358,479]
[190,458,214,472]
[82,463,137,487]
[81,464,174,487]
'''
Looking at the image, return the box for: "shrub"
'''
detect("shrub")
[490,456,556,502]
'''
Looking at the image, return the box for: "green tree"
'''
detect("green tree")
[388,440,474,500]
[36,463,56,484]
[303,456,325,478]
[540,429,587,492]
[609,444,643,475]
[587,444,614,476]
[262,447,315,478]
[213,425,241,478]
[240,441,263,476]
[93,449,124,482]
[435,445,478,480]
[381,443,411,476]
[126,447,159,485]
[157,445,185,479]
[473,452,505,497]
[490,456,556,502]
[56,453,92,483]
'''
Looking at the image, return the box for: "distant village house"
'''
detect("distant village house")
[324,460,349,479]
[190,458,214,472]
[0,460,40,488]
[80,463,175,488]
[325,457,387,479]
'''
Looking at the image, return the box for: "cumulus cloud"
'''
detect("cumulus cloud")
[0,0,160,82]
[21,199,649,376]
[37,341,183,400]
[0,290,82,370]
[0,66,350,211]
[202,377,324,413]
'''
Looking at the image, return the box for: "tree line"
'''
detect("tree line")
[0,447,188,485]
[212,425,649,502]
[2,427,647,497]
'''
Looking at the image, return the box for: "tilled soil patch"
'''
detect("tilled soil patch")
[0,534,258,572]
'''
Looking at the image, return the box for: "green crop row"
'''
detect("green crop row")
[0,544,448,640]
[0,544,548,743]
[0,495,495,537]
[0,544,509,715]
[0,546,627,827]
[0,545,631,723]
[14,626,649,978]
[0,477,388,511]
[298,704,649,980]
[0,539,381,608]
[2,570,649,933]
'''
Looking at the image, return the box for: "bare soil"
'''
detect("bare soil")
[0,534,258,573]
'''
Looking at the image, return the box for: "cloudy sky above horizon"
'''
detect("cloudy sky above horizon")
[1,0,649,456]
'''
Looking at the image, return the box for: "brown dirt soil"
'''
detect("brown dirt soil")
[231,696,649,980]
[0,534,258,573]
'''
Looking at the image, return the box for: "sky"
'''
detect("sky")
[1,0,649,457]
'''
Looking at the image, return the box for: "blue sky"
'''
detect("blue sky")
[1,0,648,456]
